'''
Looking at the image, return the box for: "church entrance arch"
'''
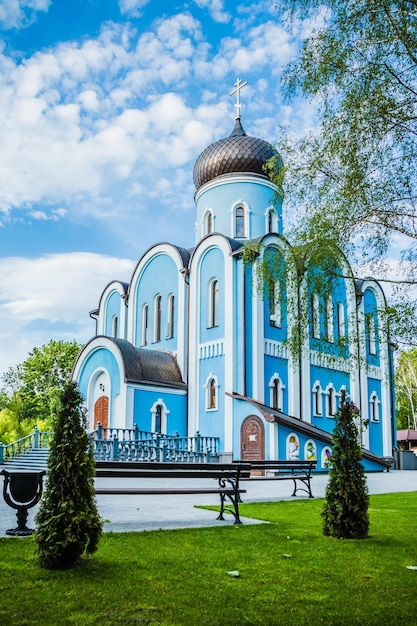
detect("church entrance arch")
[240,415,265,462]
[94,396,109,431]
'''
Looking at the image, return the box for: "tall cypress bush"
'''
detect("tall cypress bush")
[35,381,102,569]
[322,390,369,539]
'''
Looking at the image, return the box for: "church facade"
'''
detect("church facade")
[73,102,395,471]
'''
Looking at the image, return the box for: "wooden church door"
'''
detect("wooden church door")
[94,396,109,430]
[240,415,265,462]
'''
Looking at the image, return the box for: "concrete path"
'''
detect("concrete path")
[0,470,415,537]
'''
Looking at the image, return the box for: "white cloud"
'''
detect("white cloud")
[193,0,231,24]
[0,252,135,376]
[118,0,150,17]
[0,0,51,30]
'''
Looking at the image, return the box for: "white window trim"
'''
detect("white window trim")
[230,201,250,239]
[370,392,380,422]
[269,374,285,411]
[141,303,148,346]
[269,279,281,328]
[150,399,169,434]
[153,294,162,343]
[325,384,337,417]
[313,380,323,416]
[312,293,320,339]
[265,206,278,234]
[337,302,346,341]
[368,314,377,355]
[325,296,334,342]
[204,372,219,411]
[166,293,175,339]
[203,208,214,236]
[208,278,219,328]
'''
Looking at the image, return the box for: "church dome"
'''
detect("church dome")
[193,118,282,191]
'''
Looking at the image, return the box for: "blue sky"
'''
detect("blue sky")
[0,0,322,376]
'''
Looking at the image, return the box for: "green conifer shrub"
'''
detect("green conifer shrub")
[322,390,369,539]
[35,381,102,569]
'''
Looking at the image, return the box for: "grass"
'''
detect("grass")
[1,492,417,625]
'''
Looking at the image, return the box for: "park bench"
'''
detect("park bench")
[235,460,316,498]
[94,461,251,524]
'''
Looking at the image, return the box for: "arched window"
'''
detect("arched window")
[269,374,285,410]
[337,302,345,340]
[204,373,219,411]
[155,405,162,433]
[141,304,148,346]
[287,433,300,461]
[208,278,219,328]
[151,399,169,434]
[367,314,377,355]
[269,279,281,328]
[325,296,334,342]
[313,382,322,416]
[312,294,320,339]
[235,206,245,238]
[327,385,336,417]
[166,294,175,339]
[204,210,214,236]
[267,208,278,234]
[111,315,118,338]
[154,294,162,342]
[370,392,380,422]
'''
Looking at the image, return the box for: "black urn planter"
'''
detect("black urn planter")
[1,469,46,536]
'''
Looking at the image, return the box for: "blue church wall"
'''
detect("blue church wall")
[77,348,121,402]
[199,247,225,343]
[363,288,381,366]
[198,355,225,443]
[310,364,350,431]
[263,245,288,343]
[134,253,179,351]
[104,291,123,337]
[367,377,383,456]
[132,388,187,436]
[233,258,246,395]
[196,179,282,239]
[264,355,289,414]
[244,262,254,398]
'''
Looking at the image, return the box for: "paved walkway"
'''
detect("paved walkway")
[0,470,415,537]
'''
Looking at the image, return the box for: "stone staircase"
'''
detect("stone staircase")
[1,448,49,472]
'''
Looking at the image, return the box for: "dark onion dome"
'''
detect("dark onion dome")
[193,118,282,191]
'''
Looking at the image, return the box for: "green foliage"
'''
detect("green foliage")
[322,391,369,538]
[274,0,417,347]
[395,347,417,430]
[35,381,102,569]
[0,340,82,443]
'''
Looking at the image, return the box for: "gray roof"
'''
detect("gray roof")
[193,119,282,191]
[110,338,186,388]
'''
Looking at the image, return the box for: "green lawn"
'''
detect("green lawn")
[1,492,416,625]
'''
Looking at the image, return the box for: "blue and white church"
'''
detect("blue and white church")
[73,83,395,471]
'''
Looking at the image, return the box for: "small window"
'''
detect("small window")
[327,386,335,417]
[312,294,320,339]
[154,294,162,342]
[325,296,334,342]
[111,315,118,338]
[370,393,380,422]
[367,314,377,355]
[141,304,148,346]
[267,208,278,233]
[269,279,281,328]
[204,210,214,236]
[337,302,345,340]
[205,374,219,411]
[235,206,245,238]
[155,405,162,433]
[269,374,285,411]
[313,383,322,416]
[208,279,219,328]
[166,294,175,339]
